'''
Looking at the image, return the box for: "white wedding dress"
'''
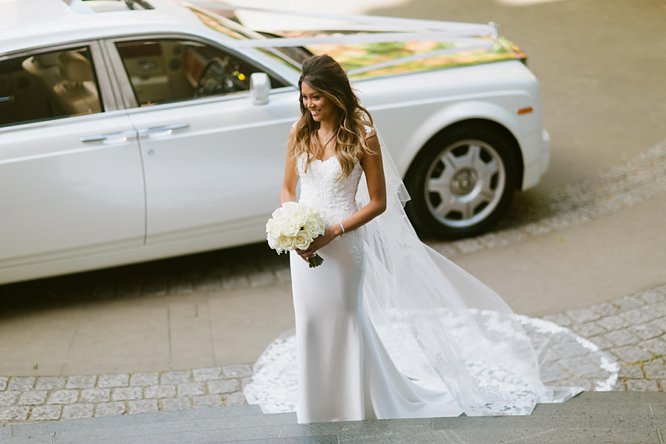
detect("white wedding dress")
[244,142,618,424]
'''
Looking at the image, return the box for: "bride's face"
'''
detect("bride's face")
[301,82,335,123]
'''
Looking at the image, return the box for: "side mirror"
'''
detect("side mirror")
[250,72,271,105]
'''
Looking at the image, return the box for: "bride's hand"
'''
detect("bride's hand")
[296,226,340,262]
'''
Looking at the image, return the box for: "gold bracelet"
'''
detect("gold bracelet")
[338,222,345,237]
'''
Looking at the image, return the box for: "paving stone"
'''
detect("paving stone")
[193,367,222,382]
[572,321,606,337]
[588,302,619,317]
[8,377,35,391]
[275,267,292,283]
[18,391,47,406]
[614,295,646,311]
[34,376,66,391]
[208,379,240,395]
[144,385,176,399]
[98,374,129,388]
[112,387,143,401]
[141,280,168,296]
[66,375,97,389]
[160,397,192,411]
[641,338,666,355]
[626,379,660,391]
[643,359,666,379]
[652,303,666,317]
[455,238,482,254]
[29,405,62,421]
[47,390,78,405]
[127,399,158,414]
[129,372,159,387]
[622,307,661,325]
[0,406,29,422]
[249,270,275,287]
[603,329,641,347]
[62,403,94,420]
[80,388,111,403]
[222,365,252,379]
[191,394,223,408]
[619,364,644,379]
[169,280,195,294]
[566,307,600,323]
[650,317,666,331]
[223,391,248,406]
[95,401,126,417]
[0,376,8,391]
[194,276,225,291]
[587,334,614,350]
[642,289,666,305]
[0,391,19,406]
[521,222,551,236]
[177,382,206,397]
[629,323,664,341]
[597,314,631,331]
[161,371,191,385]
[610,346,653,364]
[221,275,250,291]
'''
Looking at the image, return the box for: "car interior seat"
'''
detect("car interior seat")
[52,51,101,116]
[21,51,67,117]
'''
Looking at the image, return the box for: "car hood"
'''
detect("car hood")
[187,2,526,79]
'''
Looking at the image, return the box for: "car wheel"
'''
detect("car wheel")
[405,124,517,239]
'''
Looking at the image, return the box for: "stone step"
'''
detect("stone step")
[3,392,665,444]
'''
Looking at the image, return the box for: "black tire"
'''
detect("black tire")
[404,124,517,239]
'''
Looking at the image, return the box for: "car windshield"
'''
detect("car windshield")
[186,2,525,79]
[186,3,311,71]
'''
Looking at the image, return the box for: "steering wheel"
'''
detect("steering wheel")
[196,58,228,97]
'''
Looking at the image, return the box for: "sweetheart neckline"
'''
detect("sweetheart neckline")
[312,156,336,163]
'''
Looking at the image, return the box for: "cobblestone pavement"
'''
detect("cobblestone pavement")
[1,284,664,424]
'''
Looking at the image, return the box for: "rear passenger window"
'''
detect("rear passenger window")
[115,39,286,107]
[0,47,103,127]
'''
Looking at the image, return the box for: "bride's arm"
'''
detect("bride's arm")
[280,127,298,204]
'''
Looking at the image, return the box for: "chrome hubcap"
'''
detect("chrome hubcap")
[450,168,478,195]
[425,140,506,228]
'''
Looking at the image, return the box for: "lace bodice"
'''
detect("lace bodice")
[297,154,363,225]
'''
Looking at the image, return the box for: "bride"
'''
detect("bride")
[244,54,616,424]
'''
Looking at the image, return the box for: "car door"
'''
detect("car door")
[0,43,145,269]
[108,36,298,248]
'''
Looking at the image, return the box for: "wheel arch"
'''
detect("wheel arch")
[400,103,525,190]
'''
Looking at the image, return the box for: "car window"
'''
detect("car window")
[115,39,286,107]
[0,47,103,127]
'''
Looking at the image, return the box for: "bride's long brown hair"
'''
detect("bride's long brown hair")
[290,54,375,178]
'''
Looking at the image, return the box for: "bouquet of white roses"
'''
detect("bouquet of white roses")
[266,202,326,268]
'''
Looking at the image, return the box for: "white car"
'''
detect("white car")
[0,0,550,284]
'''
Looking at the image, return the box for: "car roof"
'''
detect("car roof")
[0,0,208,55]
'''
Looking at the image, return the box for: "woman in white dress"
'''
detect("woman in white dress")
[245,54,616,424]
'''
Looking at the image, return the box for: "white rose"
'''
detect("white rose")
[292,232,311,250]
[304,219,324,238]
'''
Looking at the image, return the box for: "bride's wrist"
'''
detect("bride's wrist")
[335,221,345,238]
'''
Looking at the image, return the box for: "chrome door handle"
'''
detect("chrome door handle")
[80,130,136,143]
[137,123,190,138]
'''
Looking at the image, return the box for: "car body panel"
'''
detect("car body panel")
[127,90,298,245]
[0,112,145,267]
[0,0,550,284]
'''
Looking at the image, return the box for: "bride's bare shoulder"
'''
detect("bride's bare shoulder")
[364,125,377,141]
